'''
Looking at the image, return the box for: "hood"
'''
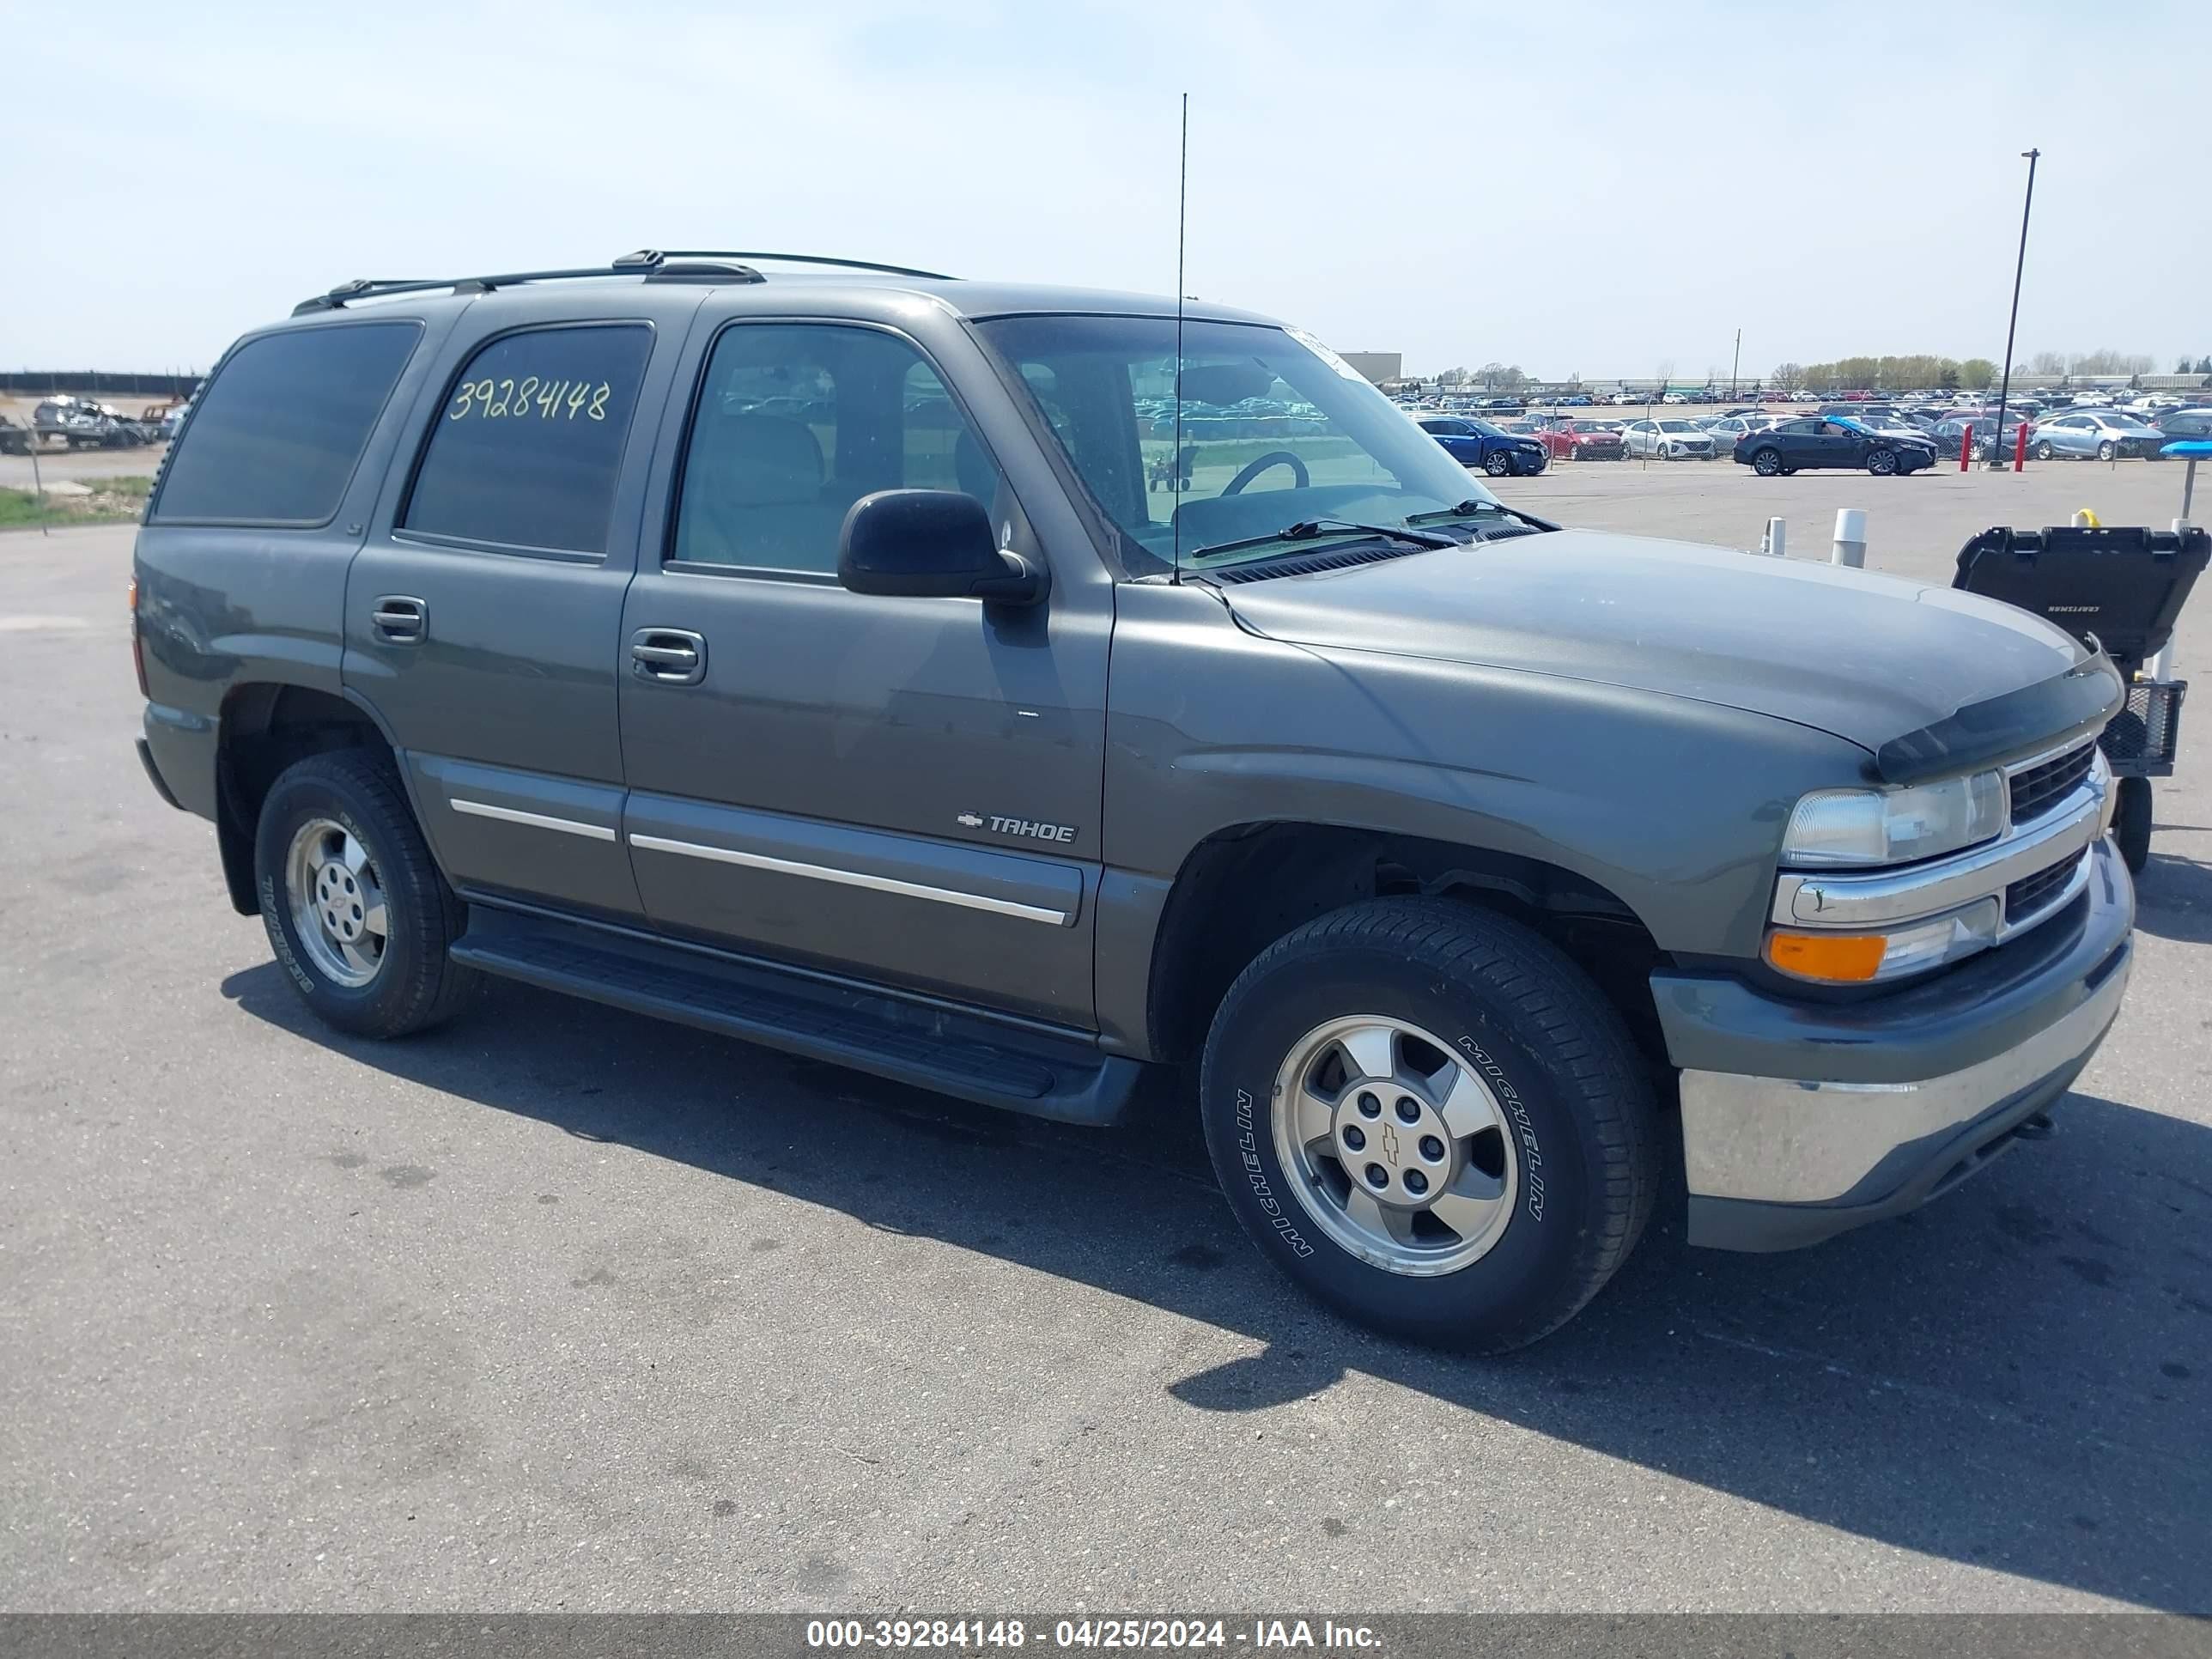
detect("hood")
[1219,529,2092,756]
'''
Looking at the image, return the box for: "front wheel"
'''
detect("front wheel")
[2097,440,2118,462]
[1867,447,1899,477]
[1483,450,1513,477]
[253,750,478,1037]
[1199,896,1659,1352]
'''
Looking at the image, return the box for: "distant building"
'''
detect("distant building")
[1339,352,1402,386]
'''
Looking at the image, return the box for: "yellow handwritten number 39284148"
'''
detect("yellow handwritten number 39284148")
[447,378,612,422]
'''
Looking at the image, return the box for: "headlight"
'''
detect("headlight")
[1780,770,2006,868]
[1765,897,2001,984]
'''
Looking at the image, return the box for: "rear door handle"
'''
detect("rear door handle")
[631,628,707,685]
[371,595,427,643]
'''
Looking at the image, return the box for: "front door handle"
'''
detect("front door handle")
[371,595,427,643]
[631,628,707,685]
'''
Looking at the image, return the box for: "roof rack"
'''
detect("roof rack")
[614,249,957,281]
[292,248,952,316]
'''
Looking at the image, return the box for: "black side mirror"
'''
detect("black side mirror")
[836,489,1044,606]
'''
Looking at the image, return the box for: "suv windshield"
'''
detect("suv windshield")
[975,314,1498,572]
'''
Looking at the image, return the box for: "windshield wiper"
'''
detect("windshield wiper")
[1407,498,1555,532]
[1188,518,1456,562]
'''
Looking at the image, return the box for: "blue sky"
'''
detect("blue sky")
[7,0,2206,378]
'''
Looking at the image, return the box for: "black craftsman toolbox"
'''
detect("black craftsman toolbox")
[1954,522,2206,871]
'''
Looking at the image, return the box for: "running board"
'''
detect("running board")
[447,909,1141,1126]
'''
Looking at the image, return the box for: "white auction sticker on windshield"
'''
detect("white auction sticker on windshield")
[1285,326,1369,382]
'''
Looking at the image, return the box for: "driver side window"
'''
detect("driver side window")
[671,324,1003,574]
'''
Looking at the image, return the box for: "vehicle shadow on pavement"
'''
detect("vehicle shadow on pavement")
[223,963,2211,1613]
[2132,848,2212,944]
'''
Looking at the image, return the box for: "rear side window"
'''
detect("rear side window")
[404,324,653,554]
[153,322,419,525]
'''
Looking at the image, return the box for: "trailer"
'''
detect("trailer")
[1954,516,2205,873]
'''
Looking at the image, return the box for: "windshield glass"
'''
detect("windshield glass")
[1656,421,1698,432]
[974,314,1498,571]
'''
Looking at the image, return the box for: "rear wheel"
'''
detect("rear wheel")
[253,750,478,1037]
[1752,447,1783,476]
[1199,896,1659,1352]
[2035,438,2056,461]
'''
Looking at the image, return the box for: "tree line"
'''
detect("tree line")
[1771,356,1998,393]
[1768,349,2210,393]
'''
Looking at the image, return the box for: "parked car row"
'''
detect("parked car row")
[1396,375,2212,480]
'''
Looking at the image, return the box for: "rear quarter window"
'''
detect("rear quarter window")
[151,322,421,525]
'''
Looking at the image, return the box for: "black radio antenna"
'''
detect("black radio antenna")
[1171,92,1188,586]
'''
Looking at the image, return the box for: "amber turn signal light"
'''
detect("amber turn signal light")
[1764,929,1887,983]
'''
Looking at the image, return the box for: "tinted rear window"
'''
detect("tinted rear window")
[403,324,653,554]
[153,323,420,524]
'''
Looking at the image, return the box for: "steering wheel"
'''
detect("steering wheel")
[1221,450,1310,495]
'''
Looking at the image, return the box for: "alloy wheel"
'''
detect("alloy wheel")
[1270,1014,1519,1277]
[283,817,389,988]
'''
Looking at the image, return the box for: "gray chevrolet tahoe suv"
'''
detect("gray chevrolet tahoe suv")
[131,251,2135,1351]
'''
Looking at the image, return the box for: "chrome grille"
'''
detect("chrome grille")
[2008,742,2095,827]
[2005,850,2085,923]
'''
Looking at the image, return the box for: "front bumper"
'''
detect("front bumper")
[1658,836,2134,1251]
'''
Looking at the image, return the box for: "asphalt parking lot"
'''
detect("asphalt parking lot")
[2,463,2207,1614]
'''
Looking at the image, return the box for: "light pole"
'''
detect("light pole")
[1988,148,2039,469]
